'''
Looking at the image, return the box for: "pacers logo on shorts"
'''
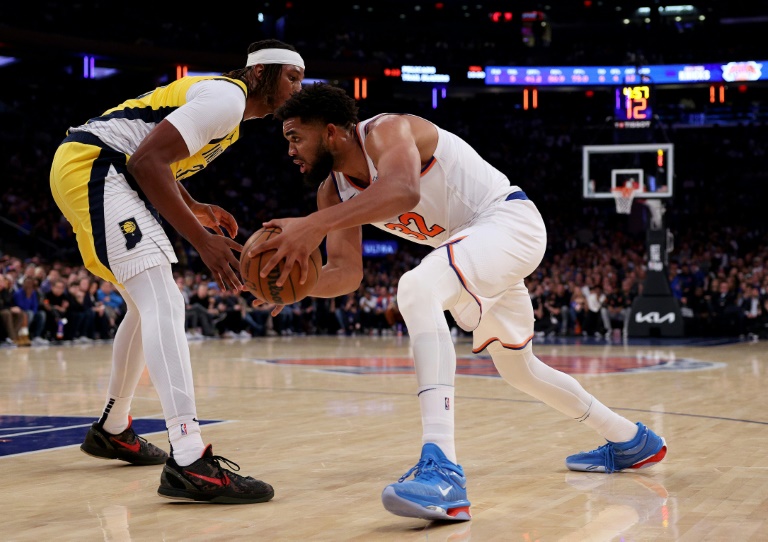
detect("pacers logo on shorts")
[119,218,143,250]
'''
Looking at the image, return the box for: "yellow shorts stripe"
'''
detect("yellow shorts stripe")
[50,134,128,284]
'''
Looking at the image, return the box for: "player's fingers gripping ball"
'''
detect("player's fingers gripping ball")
[240,227,321,305]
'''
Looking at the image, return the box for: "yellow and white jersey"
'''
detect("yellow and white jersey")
[67,76,248,181]
[330,113,518,247]
[50,76,248,285]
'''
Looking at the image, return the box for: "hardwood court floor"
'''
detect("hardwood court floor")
[1,334,767,541]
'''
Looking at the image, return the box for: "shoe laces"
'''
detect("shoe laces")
[206,454,243,478]
[114,426,139,442]
[398,456,444,483]
[594,443,617,473]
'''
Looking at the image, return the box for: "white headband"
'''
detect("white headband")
[246,49,305,69]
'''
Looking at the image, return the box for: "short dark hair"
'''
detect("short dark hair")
[275,82,358,128]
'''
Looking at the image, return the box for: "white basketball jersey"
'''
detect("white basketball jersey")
[329,114,518,247]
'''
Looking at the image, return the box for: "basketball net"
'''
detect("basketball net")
[611,185,637,214]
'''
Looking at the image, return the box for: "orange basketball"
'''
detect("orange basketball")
[239,227,322,305]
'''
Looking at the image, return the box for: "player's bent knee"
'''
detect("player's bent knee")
[396,267,435,317]
[397,256,461,320]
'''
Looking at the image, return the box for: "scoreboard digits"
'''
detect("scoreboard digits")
[614,85,653,128]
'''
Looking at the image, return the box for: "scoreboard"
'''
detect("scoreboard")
[614,85,652,128]
[483,60,766,86]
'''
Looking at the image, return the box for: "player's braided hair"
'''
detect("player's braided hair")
[274,82,359,129]
[222,39,299,107]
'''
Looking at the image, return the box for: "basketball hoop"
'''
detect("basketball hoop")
[611,185,637,214]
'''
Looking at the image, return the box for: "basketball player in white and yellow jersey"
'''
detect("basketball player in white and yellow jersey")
[49,40,305,504]
[253,83,667,521]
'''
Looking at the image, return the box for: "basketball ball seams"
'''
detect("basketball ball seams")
[309,251,321,279]
[256,249,271,302]
[247,227,277,301]
[286,275,297,303]
[240,226,319,305]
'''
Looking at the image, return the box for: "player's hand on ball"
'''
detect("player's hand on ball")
[240,226,321,305]
[248,216,325,287]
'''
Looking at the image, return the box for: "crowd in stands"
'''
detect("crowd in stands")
[0,252,405,346]
[0,256,128,346]
[3,217,768,348]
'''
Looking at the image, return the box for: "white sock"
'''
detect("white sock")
[101,396,132,435]
[102,286,145,435]
[579,399,639,443]
[167,417,204,466]
[419,384,457,463]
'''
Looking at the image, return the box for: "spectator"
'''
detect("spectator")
[242,295,275,337]
[12,276,47,345]
[66,280,90,342]
[358,287,379,334]
[551,282,572,335]
[600,282,631,338]
[42,278,71,341]
[313,297,340,335]
[570,290,588,336]
[711,280,741,336]
[740,284,763,340]
[335,293,361,336]
[532,283,558,337]
[214,288,249,338]
[288,297,317,335]
[685,285,713,336]
[0,274,28,346]
[80,278,110,340]
[176,276,212,340]
[582,282,607,337]
[372,285,393,335]
[40,268,62,296]
[190,282,223,337]
[96,280,125,337]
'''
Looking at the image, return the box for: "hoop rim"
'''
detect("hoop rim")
[611,185,638,214]
[611,184,640,197]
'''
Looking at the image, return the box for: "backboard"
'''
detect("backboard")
[583,143,674,200]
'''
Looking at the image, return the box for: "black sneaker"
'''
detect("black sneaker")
[158,444,274,504]
[80,417,168,466]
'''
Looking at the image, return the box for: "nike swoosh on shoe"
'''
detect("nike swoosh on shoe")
[111,437,140,453]
[185,471,231,487]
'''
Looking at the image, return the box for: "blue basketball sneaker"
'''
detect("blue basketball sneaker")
[566,422,667,473]
[381,443,471,521]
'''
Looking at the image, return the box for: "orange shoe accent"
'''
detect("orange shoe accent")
[632,445,667,469]
[447,506,471,519]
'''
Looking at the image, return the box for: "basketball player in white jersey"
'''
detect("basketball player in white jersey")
[252,83,667,521]
[50,40,305,504]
